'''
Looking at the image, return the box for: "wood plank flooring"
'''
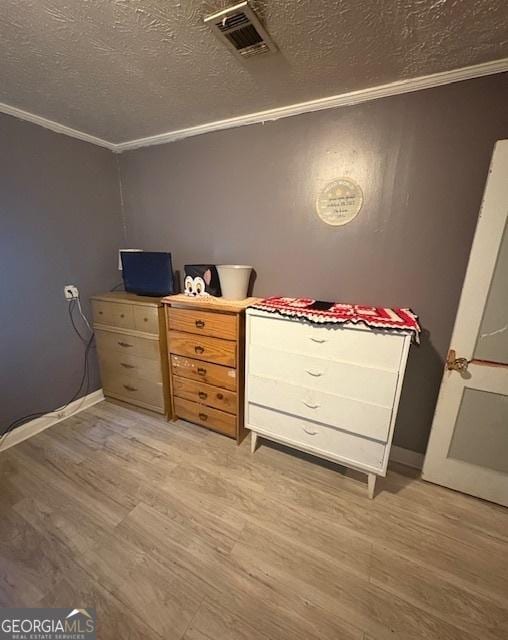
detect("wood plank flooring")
[1,399,508,639]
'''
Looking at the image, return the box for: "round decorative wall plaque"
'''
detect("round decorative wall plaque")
[316,178,363,226]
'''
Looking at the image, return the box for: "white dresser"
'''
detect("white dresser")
[245,308,413,497]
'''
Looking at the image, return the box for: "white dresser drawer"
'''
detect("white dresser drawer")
[247,404,386,471]
[246,307,414,491]
[248,312,404,370]
[248,345,398,407]
[248,374,392,442]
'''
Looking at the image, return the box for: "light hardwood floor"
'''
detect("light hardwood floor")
[1,400,508,640]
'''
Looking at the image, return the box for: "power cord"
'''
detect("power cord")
[1,296,95,440]
[76,297,93,333]
[67,297,90,344]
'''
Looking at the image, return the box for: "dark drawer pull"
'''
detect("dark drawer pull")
[194,345,204,354]
[98,310,103,315]
[123,384,137,392]
[197,367,206,376]
[120,313,125,318]
[199,412,208,421]
[118,341,132,348]
[198,391,207,400]
[120,362,135,369]
[195,319,205,328]
[216,393,224,400]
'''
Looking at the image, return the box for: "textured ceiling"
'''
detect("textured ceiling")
[1,0,507,143]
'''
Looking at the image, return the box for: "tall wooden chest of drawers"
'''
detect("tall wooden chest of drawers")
[245,308,413,498]
[91,292,171,416]
[163,295,258,442]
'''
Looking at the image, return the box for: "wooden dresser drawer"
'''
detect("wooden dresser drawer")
[174,397,236,437]
[249,345,398,408]
[171,355,237,391]
[91,292,171,418]
[248,313,403,371]
[102,371,164,411]
[98,349,162,383]
[164,294,255,441]
[92,300,135,330]
[169,330,236,367]
[168,308,236,340]
[95,328,160,361]
[248,374,392,442]
[133,305,159,334]
[248,404,386,470]
[173,376,236,415]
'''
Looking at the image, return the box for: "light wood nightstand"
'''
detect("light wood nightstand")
[91,292,171,417]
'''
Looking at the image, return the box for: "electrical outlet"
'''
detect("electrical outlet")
[64,284,79,300]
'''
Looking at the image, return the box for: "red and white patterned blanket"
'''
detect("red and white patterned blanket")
[251,297,421,342]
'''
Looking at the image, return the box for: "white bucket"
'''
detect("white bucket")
[217,265,252,300]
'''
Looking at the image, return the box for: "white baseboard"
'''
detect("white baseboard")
[1,390,426,470]
[0,389,105,453]
[390,445,424,470]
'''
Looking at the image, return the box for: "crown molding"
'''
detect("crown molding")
[1,57,507,153]
[0,101,116,151]
[114,57,508,152]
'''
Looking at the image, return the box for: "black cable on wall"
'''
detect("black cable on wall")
[1,298,95,438]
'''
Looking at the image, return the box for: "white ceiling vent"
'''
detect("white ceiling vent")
[204,1,277,60]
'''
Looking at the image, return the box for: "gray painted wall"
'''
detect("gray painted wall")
[118,73,508,454]
[0,113,123,431]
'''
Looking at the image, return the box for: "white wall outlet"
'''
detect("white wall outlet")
[64,284,79,300]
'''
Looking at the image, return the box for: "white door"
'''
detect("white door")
[422,140,508,507]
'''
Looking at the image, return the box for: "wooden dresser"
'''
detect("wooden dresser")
[91,292,171,416]
[246,307,413,498]
[163,295,258,442]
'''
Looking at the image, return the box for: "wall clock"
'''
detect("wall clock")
[316,178,363,226]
